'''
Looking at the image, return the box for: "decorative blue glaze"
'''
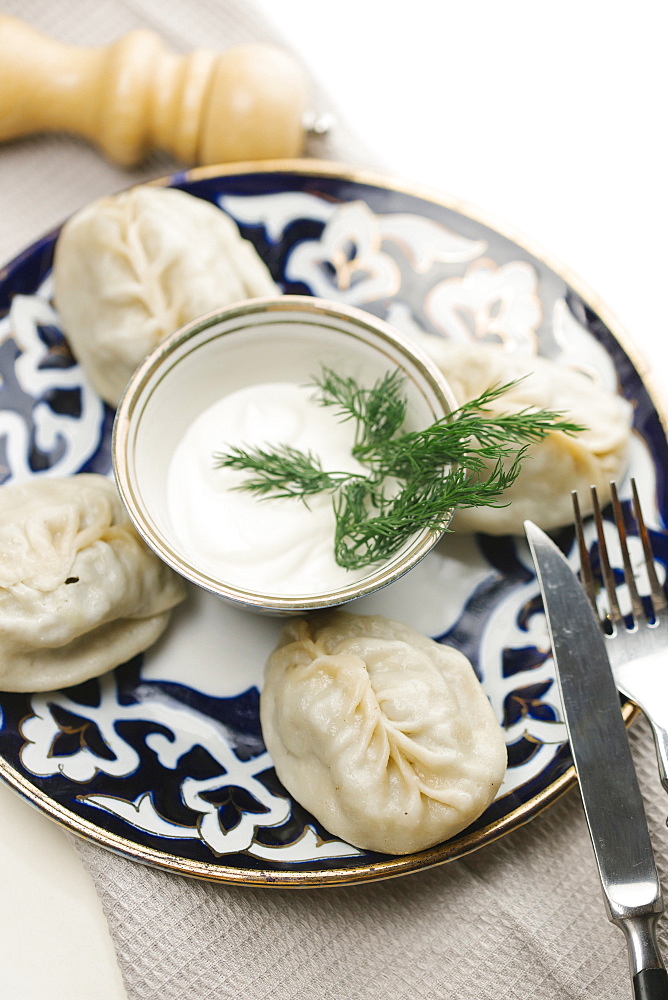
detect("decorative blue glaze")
[0,164,664,884]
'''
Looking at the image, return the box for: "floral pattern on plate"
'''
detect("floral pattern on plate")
[0,163,666,885]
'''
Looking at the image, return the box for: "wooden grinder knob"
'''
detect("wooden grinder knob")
[0,15,310,166]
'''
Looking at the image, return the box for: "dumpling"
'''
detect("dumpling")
[0,474,187,692]
[410,336,633,534]
[260,611,507,855]
[53,185,277,407]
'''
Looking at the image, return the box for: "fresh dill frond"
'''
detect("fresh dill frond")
[311,366,407,454]
[333,473,453,568]
[332,459,530,569]
[212,443,348,500]
[370,384,585,479]
[212,366,588,571]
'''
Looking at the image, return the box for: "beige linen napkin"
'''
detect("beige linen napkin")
[1,3,667,999]
[70,717,666,1000]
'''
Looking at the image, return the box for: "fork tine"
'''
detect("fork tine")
[571,489,599,612]
[610,481,645,621]
[590,484,624,627]
[630,478,668,619]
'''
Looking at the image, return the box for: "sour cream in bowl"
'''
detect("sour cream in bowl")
[113,296,457,614]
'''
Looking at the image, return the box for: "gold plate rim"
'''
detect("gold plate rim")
[0,157,654,886]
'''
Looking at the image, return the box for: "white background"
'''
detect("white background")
[0,2,666,997]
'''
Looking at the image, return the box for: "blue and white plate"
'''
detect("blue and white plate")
[0,161,666,886]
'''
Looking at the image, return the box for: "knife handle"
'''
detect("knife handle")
[621,916,668,999]
[633,968,668,999]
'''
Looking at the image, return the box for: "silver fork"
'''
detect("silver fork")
[572,479,668,792]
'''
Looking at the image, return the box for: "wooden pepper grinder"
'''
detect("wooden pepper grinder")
[0,14,313,166]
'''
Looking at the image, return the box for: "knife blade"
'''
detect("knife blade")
[525,520,668,999]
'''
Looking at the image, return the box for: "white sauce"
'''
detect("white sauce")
[166,382,372,596]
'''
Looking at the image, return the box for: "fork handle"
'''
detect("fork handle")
[645,717,668,795]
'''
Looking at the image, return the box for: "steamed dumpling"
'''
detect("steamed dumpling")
[412,337,633,534]
[53,185,277,407]
[0,474,187,691]
[260,611,507,855]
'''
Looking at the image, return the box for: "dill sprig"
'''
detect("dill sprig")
[212,366,587,570]
[368,381,584,479]
[212,443,348,499]
[311,366,407,455]
[332,461,525,568]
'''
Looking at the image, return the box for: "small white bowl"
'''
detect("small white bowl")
[113,296,457,615]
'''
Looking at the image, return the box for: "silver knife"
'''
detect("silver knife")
[525,520,668,999]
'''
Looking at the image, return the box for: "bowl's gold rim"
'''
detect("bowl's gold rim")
[113,294,458,612]
[0,157,653,886]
